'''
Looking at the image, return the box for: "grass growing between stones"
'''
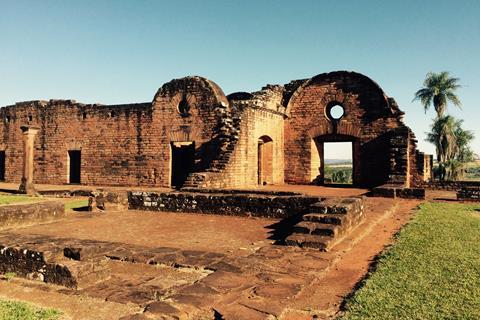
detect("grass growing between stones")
[340,202,480,320]
[0,195,36,205]
[0,299,60,320]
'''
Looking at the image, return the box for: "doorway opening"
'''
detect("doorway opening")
[68,150,81,184]
[323,141,353,185]
[0,151,5,181]
[171,142,195,189]
[258,136,273,185]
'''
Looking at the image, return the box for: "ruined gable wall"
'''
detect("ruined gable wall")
[284,71,408,188]
[151,76,229,187]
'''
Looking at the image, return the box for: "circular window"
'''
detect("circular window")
[329,104,344,120]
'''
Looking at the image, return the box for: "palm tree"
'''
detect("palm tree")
[426,116,458,163]
[426,116,474,180]
[414,71,462,118]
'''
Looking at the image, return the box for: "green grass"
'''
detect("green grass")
[64,199,89,211]
[341,202,480,320]
[0,299,60,320]
[0,195,36,205]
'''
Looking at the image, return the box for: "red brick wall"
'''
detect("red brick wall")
[0,76,229,187]
[0,100,161,186]
[0,72,429,189]
[284,71,413,188]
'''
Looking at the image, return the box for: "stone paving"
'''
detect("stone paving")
[0,194,417,320]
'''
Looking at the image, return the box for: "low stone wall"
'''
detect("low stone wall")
[128,191,321,218]
[0,200,65,228]
[423,180,480,191]
[371,185,425,200]
[89,190,129,211]
[39,189,93,197]
[0,245,77,287]
[457,186,480,201]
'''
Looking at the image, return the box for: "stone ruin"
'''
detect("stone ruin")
[0,71,432,190]
[0,71,443,318]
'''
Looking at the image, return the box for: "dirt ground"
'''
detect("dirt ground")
[0,184,425,320]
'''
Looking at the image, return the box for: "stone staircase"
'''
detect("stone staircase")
[285,197,365,251]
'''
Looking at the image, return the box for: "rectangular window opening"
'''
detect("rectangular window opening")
[323,142,353,185]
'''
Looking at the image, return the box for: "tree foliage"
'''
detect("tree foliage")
[413,71,462,118]
[426,116,474,180]
[416,71,473,181]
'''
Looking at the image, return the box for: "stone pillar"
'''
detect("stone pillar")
[18,125,40,195]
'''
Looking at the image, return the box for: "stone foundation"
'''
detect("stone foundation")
[128,190,320,218]
[424,180,480,191]
[0,200,65,228]
[457,186,480,201]
[371,184,425,199]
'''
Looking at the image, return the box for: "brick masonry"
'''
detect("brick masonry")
[128,191,321,219]
[0,71,431,189]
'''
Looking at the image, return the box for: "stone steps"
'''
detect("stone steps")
[286,197,364,251]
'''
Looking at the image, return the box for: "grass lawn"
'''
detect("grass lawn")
[341,202,480,320]
[64,198,89,211]
[0,299,60,320]
[0,195,36,205]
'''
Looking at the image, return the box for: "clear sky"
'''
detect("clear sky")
[1,0,479,158]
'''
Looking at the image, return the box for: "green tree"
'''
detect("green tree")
[413,71,461,118]
[426,116,474,180]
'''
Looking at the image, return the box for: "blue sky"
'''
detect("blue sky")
[1,0,479,158]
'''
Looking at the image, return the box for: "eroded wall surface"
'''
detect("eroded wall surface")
[0,71,431,189]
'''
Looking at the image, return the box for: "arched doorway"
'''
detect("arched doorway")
[258,135,273,185]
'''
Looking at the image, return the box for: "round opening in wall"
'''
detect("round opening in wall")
[329,104,344,120]
[178,95,191,117]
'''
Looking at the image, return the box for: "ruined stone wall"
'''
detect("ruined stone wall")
[0,100,157,186]
[191,105,285,188]
[0,77,231,188]
[0,71,430,189]
[151,76,230,187]
[284,71,413,188]
[222,106,284,186]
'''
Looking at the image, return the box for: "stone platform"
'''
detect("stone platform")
[127,189,321,218]
[0,195,420,319]
[0,200,65,228]
[371,184,426,199]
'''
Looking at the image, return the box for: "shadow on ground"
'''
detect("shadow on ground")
[265,213,305,245]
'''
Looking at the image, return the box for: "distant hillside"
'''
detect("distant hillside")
[325,159,352,165]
